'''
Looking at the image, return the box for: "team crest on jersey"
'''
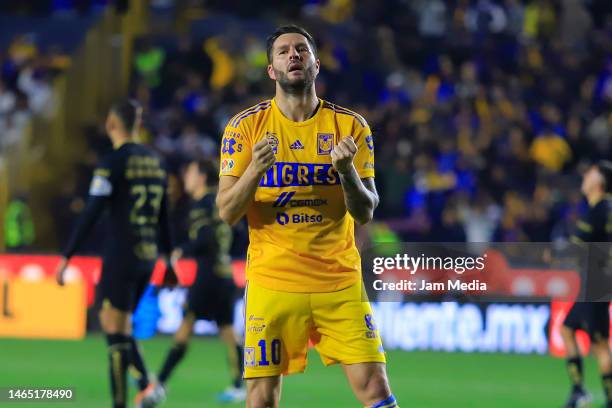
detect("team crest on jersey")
[221,158,235,174]
[265,131,279,154]
[317,133,334,155]
[244,347,256,367]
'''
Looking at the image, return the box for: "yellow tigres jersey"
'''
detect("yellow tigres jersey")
[219,98,375,292]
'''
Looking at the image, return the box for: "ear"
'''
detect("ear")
[267,64,276,81]
[105,115,115,134]
[133,107,143,133]
[314,58,320,75]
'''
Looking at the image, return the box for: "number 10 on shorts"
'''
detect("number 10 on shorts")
[245,339,281,367]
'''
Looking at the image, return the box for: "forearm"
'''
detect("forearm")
[217,164,265,225]
[338,166,379,225]
[62,196,106,258]
[158,192,173,256]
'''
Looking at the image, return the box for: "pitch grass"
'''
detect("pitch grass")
[0,335,606,407]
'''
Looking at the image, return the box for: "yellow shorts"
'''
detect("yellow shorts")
[243,280,386,378]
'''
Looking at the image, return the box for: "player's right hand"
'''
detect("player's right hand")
[162,256,179,287]
[251,138,276,174]
[55,257,68,286]
[170,248,183,266]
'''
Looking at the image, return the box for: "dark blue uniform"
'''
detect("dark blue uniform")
[63,142,172,311]
[180,192,235,325]
[564,196,612,340]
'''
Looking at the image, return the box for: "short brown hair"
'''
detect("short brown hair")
[266,24,317,63]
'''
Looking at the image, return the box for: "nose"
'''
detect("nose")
[288,46,300,60]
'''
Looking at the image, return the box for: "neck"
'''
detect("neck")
[111,133,130,149]
[587,190,604,206]
[192,185,208,200]
[274,87,319,122]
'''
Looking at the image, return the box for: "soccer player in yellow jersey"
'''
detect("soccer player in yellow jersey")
[217,25,398,408]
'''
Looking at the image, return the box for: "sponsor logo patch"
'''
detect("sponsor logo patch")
[221,158,235,174]
[247,324,266,333]
[89,175,113,196]
[273,191,328,208]
[276,212,323,225]
[222,137,242,155]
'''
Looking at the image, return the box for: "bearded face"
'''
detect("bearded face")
[268,33,319,94]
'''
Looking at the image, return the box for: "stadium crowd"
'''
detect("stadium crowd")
[0,35,68,152]
[63,0,611,249]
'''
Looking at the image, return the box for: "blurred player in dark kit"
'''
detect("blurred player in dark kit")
[562,161,612,408]
[151,159,244,403]
[56,100,173,408]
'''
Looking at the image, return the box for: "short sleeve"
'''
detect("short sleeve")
[570,211,596,243]
[219,119,252,178]
[88,157,114,197]
[353,122,375,179]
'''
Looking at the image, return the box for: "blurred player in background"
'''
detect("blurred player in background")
[55,100,173,408]
[562,161,612,408]
[152,159,244,403]
[216,25,398,408]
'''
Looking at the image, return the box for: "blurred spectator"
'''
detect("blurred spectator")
[529,130,572,172]
[177,123,217,160]
[204,38,235,91]
[4,194,35,252]
[134,39,166,89]
[459,192,501,243]
[17,66,55,117]
[0,79,16,115]
[558,0,592,50]
[0,32,69,151]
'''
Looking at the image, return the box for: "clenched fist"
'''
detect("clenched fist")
[250,138,276,174]
[331,136,357,175]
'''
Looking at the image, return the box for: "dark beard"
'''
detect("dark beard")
[274,66,315,95]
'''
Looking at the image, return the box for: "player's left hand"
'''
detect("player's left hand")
[331,136,357,175]
[55,257,69,286]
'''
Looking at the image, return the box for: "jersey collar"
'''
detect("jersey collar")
[271,98,323,127]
